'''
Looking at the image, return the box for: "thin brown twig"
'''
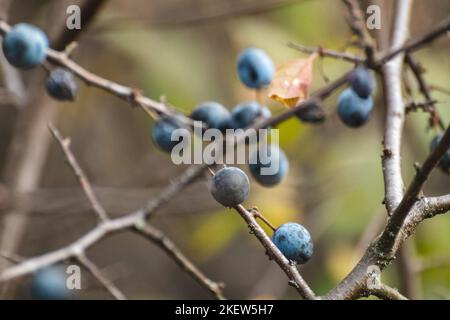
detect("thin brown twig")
[368,283,408,300]
[287,42,364,64]
[234,205,316,300]
[77,253,126,300]
[405,54,444,130]
[380,16,450,65]
[250,207,277,232]
[0,252,22,264]
[133,223,225,300]
[342,0,377,66]
[48,124,109,222]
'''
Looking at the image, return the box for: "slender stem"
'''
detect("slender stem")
[369,283,408,300]
[287,42,364,64]
[77,253,126,300]
[380,16,450,64]
[251,208,277,232]
[49,124,109,222]
[133,223,226,300]
[234,205,316,300]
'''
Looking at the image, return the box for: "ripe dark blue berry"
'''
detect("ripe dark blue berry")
[348,66,375,98]
[30,266,70,300]
[249,144,289,187]
[46,68,78,101]
[296,101,326,124]
[229,101,271,129]
[430,134,450,174]
[2,23,48,69]
[237,48,274,89]
[191,101,231,131]
[272,222,313,264]
[210,167,250,207]
[152,114,188,153]
[337,88,373,128]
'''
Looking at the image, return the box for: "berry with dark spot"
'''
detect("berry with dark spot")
[337,88,373,128]
[210,167,249,207]
[46,68,78,101]
[191,101,231,131]
[30,265,70,300]
[272,222,313,264]
[2,23,48,69]
[237,48,274,89]
[348,66,376,98]
[152,114,188,153]
[249,144,289,187]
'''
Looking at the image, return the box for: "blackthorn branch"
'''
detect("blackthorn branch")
[0,0,449,301]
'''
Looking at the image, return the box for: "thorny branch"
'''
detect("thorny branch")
[0,3,449,300]
[49,123,109,222]
[368,283,408,300]
[0,126,225,300]
[76,253,126,300]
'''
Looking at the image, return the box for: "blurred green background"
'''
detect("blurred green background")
[0,0,449,299]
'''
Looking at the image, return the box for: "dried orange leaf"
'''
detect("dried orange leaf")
[268,53,317,107]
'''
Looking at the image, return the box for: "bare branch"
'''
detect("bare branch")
[287,42,364,64]
[369,283,408,300]
[325,0,415,300]
[48,124,109,222]
[77,253,126,300]
[133,223,225,300]
[378,125,450,254]
[342,0,377,66]
[380,0,413,215]
[380,16,450,64]
[233,206,316,300]
[405,54,444,129]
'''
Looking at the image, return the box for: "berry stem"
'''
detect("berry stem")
[251,208,277,232]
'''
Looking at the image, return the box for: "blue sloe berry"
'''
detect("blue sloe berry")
[152,114,188,153]
[296,101,326,124]
[2,23,49,69]
[191,101,231,131]
[430,134,450,174]
[272,222,313,264]
[210,167,250,207]
[249,144,289,187]
[348,66,376,98]
[337,88,373,128]
[30,265,70,300]
[46,68,78,101]
[237,48,274,89]
[229,101,271,129]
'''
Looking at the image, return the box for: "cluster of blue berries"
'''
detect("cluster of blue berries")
[338,66,375,128]
[152,47,276,152]
[208,166,312,264]
[30,265,70,300]
[2,23,79,101]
